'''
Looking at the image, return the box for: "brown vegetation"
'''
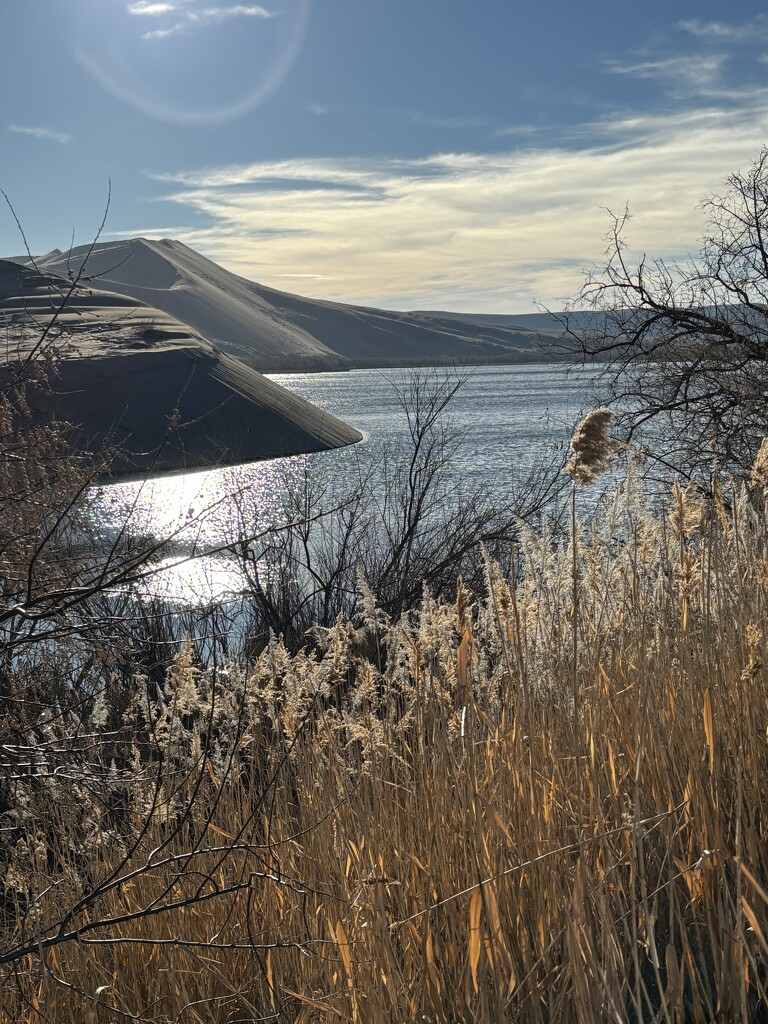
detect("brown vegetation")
[3,461,768,1022]
[6,158,768,1021]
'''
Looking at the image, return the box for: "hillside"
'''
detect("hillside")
[19,239,559,372]
[414,308,599,333]
[0,260,362,479]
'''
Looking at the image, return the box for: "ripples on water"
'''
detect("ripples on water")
[89,364,603,604]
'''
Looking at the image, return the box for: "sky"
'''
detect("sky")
[3,0,768,312]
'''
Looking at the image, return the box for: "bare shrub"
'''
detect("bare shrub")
[230,370,568,652]
[564,146,768,483]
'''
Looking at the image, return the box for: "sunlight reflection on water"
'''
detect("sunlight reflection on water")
[90,364,603,605]
[89,459,312,604]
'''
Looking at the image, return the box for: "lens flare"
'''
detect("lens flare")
[72,0,311,125]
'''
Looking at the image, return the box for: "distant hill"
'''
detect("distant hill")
[413,309,599,333]
[0,259,361,479]
[16,239,565,372]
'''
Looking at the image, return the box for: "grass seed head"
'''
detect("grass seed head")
[565,407,616,485]
[750,436,768,490]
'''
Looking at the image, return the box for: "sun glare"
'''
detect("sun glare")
[71,0,312,125]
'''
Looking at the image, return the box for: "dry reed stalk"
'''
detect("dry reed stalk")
[751,435,768,491]
[3,471,768,1022]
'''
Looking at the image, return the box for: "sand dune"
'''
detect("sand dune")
[24,238,555,372]
[0,259,362,480]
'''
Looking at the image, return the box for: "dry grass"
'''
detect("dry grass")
[3,469,768,1022]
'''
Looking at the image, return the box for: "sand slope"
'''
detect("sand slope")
[0,259,362,480]
[24,238,554,372]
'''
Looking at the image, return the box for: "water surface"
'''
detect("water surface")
[90,364,603,603]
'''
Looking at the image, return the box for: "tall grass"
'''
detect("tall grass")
[3,467,768,1022]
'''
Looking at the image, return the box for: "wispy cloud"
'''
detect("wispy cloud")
[679,17,768,43]
[606,54,725,92]
[127,2,176,14]
[271,273,330,280]
[141,95,768,311]
[128,1,275,40]
[493,124,546,139]
[142,26,179,39]
[190,5,274,22]
[8,125,70,145]
[106,226,193,239]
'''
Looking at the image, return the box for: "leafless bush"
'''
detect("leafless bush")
[228,370,568,652]
[563,146,768,483]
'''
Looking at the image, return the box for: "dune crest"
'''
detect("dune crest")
[25,237,556,372]
[0,259,362,480]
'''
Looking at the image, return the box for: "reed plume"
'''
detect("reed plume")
[564,406,615,485]
[750,435,768,490]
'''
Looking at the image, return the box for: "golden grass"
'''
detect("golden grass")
[3,473,768,1022]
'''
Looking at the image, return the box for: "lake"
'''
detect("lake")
[90,363,604,603]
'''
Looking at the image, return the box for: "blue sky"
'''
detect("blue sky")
[3,0,768,311]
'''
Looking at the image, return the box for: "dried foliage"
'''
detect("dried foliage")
[3,465,768,1022]
[564,407,615,485]
[750,436,768,491]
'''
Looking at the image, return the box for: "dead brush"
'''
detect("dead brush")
[3,470,768,1023]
